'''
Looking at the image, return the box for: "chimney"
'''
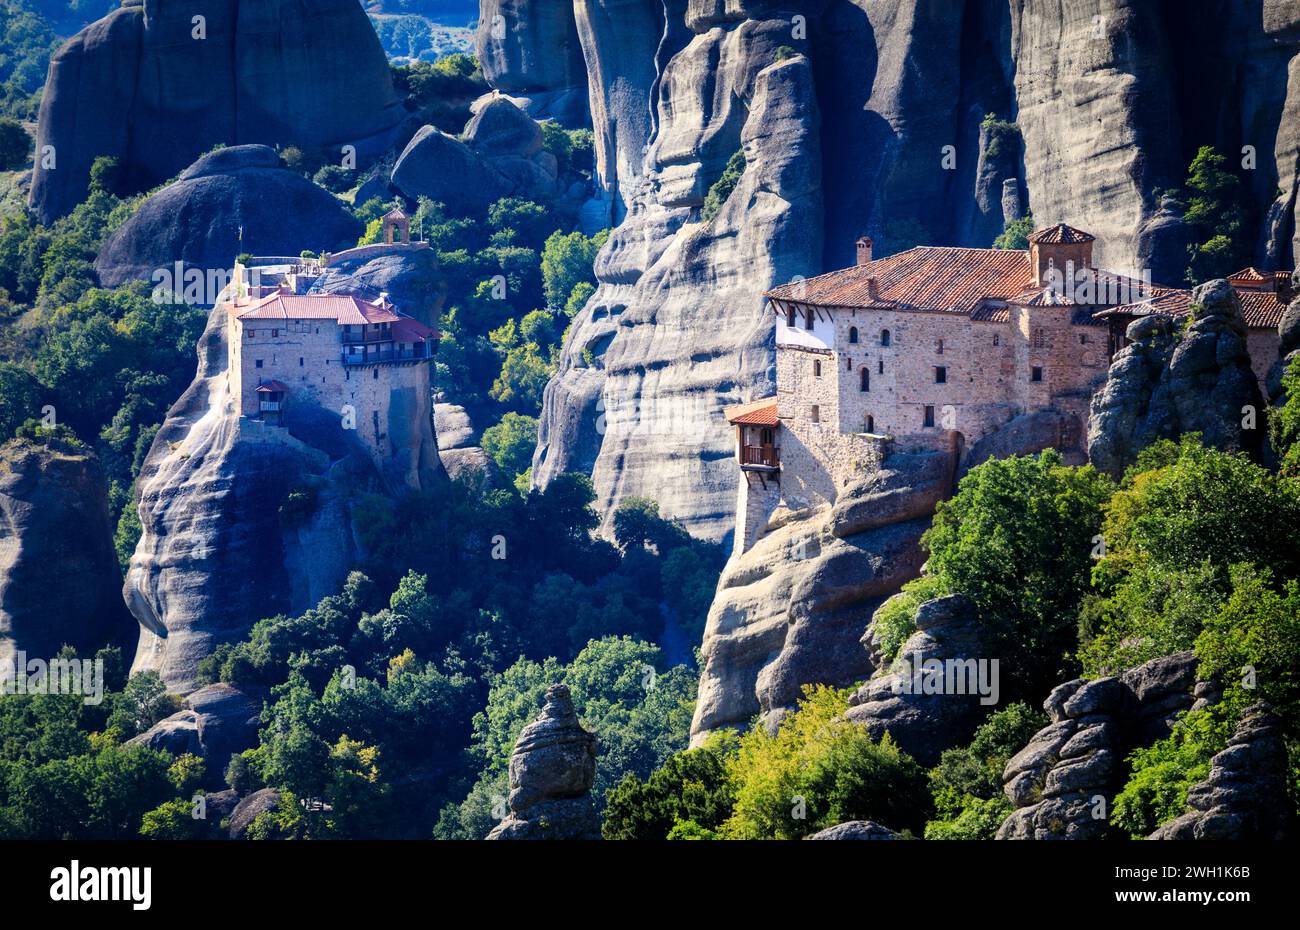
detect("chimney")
[856,236,874,266]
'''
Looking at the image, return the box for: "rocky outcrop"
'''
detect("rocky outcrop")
[806,820,900,840]
[434,403,496,483]
[476,0,589,123]
[31,0,404,223]
[1088,279,1265,476]
[95,146,362,292]
[844,594,993,767]
[126,684,261,787]
[123,300,427,694]
[690,450,950,745]
[390,98,559,214]
[1149,703,1294,841]
[486,684,600,840]
[227,788,281,840]
[314,246,445,326]
[997,652,1199,840]
[0,439,135,666]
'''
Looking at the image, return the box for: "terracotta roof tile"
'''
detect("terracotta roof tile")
[392,317,438,341]
[256,380,290,393]
[725,397,779,426]
[1096,286,1286,329]
[232,293,402,325]
[1028,223,1096,244]
[767,247,1033,314]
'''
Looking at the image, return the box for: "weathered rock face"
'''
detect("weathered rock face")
[314,246,446,326]
[690,450,950,744]
[227,788,281,840]
[997,652,1199,840]
[486,684,600,840]
[476,0,589,122]
[434,403,496,483]
[1149,703,1294,840]
[126,684,261,788]
[31,0,404,223]
[844,594,993,767]
[390,98,559,215]
[0,440,136,666]
[95,145,363,292]
[806,820,900,840]
[123,304,417,694]
[1088,280,1265,476]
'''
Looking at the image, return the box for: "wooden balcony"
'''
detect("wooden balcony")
[340,344,432,366]
[741,444,778,469]
[259,401,282,413]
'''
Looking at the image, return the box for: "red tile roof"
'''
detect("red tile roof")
[768,247,1034,314]
[725,398,779,427]
[1028,223,1095,244]
[232,293,402,325]
[255,380,290,393]
[392,316,438,341]
[1096,286,1287,330]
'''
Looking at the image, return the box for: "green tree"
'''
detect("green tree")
[1182,145,1250,285]
[481,411,538,482]
[541,228,607,310]
[602,732,739,840]
[0,116,31,170]
[994,213,1035,250]
[701,149,746,222]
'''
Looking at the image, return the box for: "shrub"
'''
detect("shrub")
[871,574,950,664]
[701,150,746,223]
[722,685,931,839]
[601,732,738,840]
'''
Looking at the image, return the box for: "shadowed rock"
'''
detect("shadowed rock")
[126,684,261,788]
[486,684,600,840]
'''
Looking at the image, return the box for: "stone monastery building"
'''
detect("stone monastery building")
[222,257,438,486]
[725,224,1289,553]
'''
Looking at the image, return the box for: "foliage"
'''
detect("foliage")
[1270,355,1300,479]
[701,149,746,223]
[1181,145,1251,285]
[979,113,1021,161]
[870,574,950,664]
[541,228,607,311]
[0,116,30,170]
[480,411,537,485]
[924,450,1115,699]
[722,685,931,839]
[924,702,1046,839]
[601,732,739,840]
[994,213,1035,250]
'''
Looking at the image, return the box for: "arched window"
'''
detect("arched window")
[865,415,875,433]
[849,326,859,344]
[881,329,892,347]
[813,360,822,377]
[846,356,853,371]
[860,368,869,392]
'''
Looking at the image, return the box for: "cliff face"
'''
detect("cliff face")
[0,441,136,666]
[518,0,1300,542]
[31,0,404,223]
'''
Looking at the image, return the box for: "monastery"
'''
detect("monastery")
[726,224,1290,554]
[220,208,440,487]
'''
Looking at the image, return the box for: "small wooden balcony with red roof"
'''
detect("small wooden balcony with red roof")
[725,398,780,471]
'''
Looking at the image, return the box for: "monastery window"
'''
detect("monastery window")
[878,360,884,375]
[849,327,859,344]
[813,360,822,377]
[1033,329,1045,348]
[373,368,380,380]
[299,357,304,367]
[1080,334,1089,344]
[937,338,944,354]
[846,356,852,371]
[247,330,255,339]
[272,329,279,338]
[804,307,814,331]
[865,415,875,433]
[993,334,1000,347]
[810,405,820,424]
[924,405,935,428]
[860,368,870,392]
[255,359,263,369]
[1031,366,1043,382]
[785,305,795,328]
[935,366,947,384]
[880,329,892,347]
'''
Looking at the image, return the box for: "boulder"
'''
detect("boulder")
[314,247,445,326]
[465,96,544,156]
[227,788,281,840]
[95,146,362,293]
[805,820,900,840]
[126,684,261,787]
[486,684,600,840]
[0,438,135,668]
[31,0,403,223]
[391,127,512,216]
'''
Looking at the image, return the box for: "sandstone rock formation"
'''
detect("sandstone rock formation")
[390,98,559,215]
[95,146,363,292]
[227,788,282,840]
[31,0,404,223]
[126,684,261,788]
[1088,279,1265,476]
[844,594,993,767]
[434,403,496,483]
[486,684,600,840]
[1149,703,1294,840]
[314,245,446,326]
[0,438,135,666]
[806,820,900,840]
[123,299,435,694]
[690,449,950,744]
[997,652,1199,840]
[476,0,589,123]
